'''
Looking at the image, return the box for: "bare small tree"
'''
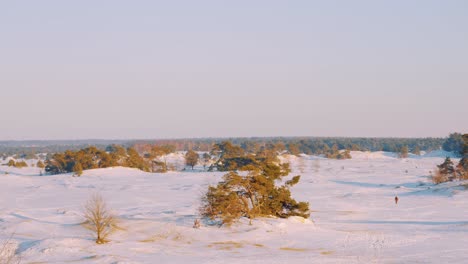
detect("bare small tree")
[185,150,199,170]
[83,193,115,244]
[0,233,20,264]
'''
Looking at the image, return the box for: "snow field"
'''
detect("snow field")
[1,151,467,263]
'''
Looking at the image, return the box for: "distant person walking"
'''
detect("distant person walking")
[193,218,201,229]
[395,196,399,205]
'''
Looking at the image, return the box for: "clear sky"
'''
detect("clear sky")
[0,0,467,140]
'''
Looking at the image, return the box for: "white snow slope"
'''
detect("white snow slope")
[1,151,467,263]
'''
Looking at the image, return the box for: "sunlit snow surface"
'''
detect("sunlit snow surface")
[1,151,467,263]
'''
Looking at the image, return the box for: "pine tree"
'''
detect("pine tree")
[398,146,409,158]
[437,157,455,181]
[200,142,309,226]
[331,144,339,153]
[412,146,421,156]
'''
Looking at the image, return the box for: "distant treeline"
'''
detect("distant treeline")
[0,140,131,157]
[1,135,464,158]
[134,137,446,154]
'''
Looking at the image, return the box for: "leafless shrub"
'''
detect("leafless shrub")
[83,193,116,244]
[0,233,20,264]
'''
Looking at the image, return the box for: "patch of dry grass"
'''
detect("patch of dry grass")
[0,233,20,264]
[206,240,268,251]
[208,241,244,251]
[279,247,308,252]
[139,225,189,244]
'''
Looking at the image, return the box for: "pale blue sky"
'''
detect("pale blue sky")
[0,0,467,140]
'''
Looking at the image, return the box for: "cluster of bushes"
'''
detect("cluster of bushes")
[432,134,468,184]
[44,144,208,175]
[45,145,149,175]
[208,141,254,171]
[208,141,289,171]
[201,141,310,225]
[207,141,351,167]
[45,143,190,175]
[432,157,468,184]
[140,144,176,172]
[5,159,28,168]
[324,146,351,159]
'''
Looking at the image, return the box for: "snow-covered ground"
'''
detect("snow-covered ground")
[1,151,467,263]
